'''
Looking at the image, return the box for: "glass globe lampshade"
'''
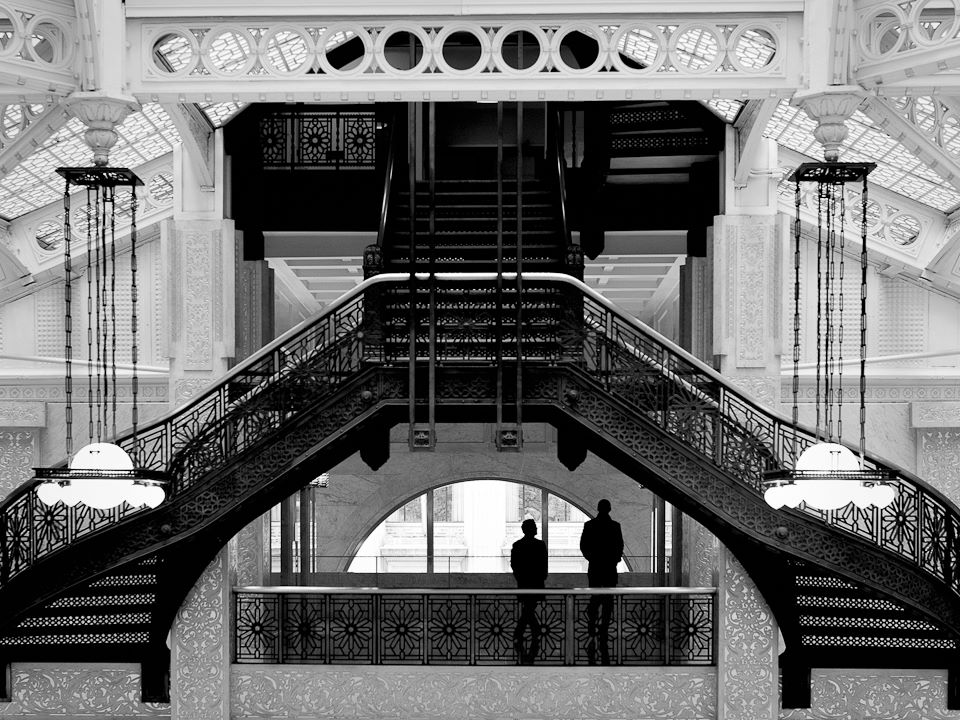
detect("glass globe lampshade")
[68,442,136,510]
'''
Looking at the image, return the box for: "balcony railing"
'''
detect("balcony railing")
[234,586,715,666]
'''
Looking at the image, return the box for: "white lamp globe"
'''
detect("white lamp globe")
[872,483,897,509]
[36,481,62,506]
[142,484,166,508]
[70,442,134,471]
[795,442,860,473]
[59,482,81,506]
[125,482,150,507]
[69,442,135,509]
[765,484,788,509]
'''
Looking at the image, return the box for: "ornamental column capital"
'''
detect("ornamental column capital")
[62,93,141,166]
[792,87,865,162]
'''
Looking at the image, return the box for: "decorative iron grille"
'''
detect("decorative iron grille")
[3,273,960,622]
[258,111,376,169]
[234,588,716,666]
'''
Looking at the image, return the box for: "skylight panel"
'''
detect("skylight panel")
[199,102,246,128]
[764,101,960,212]
[705,98,743,122]
[0,104,180,221]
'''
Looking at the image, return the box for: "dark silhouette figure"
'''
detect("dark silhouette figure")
[579,498,624,665]
[510,518,548,664]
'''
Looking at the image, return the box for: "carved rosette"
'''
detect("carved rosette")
[718,548,777,720]
[792,90,864,162]
[63,93,141,166]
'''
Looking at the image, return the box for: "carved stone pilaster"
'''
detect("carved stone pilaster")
[717,548,778,720]
[62,93,141,166]
[171,551,230,720]
[713,214,782,410]
[163,219,235,408]
[683,516,719,587]
[918,429,960,503]
[792,89,864,162]
[0,429,38,500]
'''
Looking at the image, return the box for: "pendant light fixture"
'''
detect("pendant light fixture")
[764,161,897,511]
[34,166,166,510]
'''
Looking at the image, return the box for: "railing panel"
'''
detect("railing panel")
[234,588,716,667]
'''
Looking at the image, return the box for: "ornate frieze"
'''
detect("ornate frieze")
[0,429,36,499]
[912,402,960,428]
[0,663,168,717]
[127,16,801,103]
[718,549,777,720]
[781,669,958,719]
[231,665,716,719]
[0,402,44,427]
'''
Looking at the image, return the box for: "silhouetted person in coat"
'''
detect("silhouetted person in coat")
[511,518,548,664]
[580,498,624,665]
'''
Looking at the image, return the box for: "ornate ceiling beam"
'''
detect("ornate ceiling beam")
[858,94,960,190]
[123,0,804,18]
[162,103,215,190]
[0,59,76,97]
[126,14,803,103]
[0,103,71,178]
[850,0,960,87]
[733,98,778,187]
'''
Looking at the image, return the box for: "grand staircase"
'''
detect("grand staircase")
[2,109,960,706]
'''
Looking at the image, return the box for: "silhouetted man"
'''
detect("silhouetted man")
[511,518,548,664]
[580,498,624,665]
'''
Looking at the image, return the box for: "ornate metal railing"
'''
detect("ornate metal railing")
[2,273,960,602]
[233,586,716,666]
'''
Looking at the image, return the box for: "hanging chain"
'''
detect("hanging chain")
[792,176,802,462]
[109,186,118,440]
[815,185,824,442]
[130,185,140,465]
[837,184,846,444]
[825,183,837,442]
[86,187,95,444]
[100,187,110,442]
[63,182,73,457]
[860,176,869,464]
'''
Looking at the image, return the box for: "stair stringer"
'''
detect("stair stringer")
[524,366,960,662]
[0,366,410,646]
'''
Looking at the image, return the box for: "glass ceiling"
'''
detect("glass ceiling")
[1,96,958,221]
[0,104,181,221]
[764,101,960,213]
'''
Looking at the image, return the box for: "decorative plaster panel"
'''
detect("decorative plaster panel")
[879,277,926,364]
[231,665,716,720]
[0,663,169,718]
[781,669,960,719]
[714,215,781,372]
[0,401,45,427]
[183,229,213,370]
[719,549,777,720]
[918,430,960,503]
[172,551,229,720]
[912,402,960,428]
[0,429,36,499]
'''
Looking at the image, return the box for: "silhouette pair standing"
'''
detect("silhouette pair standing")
[510,518,547,664]
[580,498,624,665]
